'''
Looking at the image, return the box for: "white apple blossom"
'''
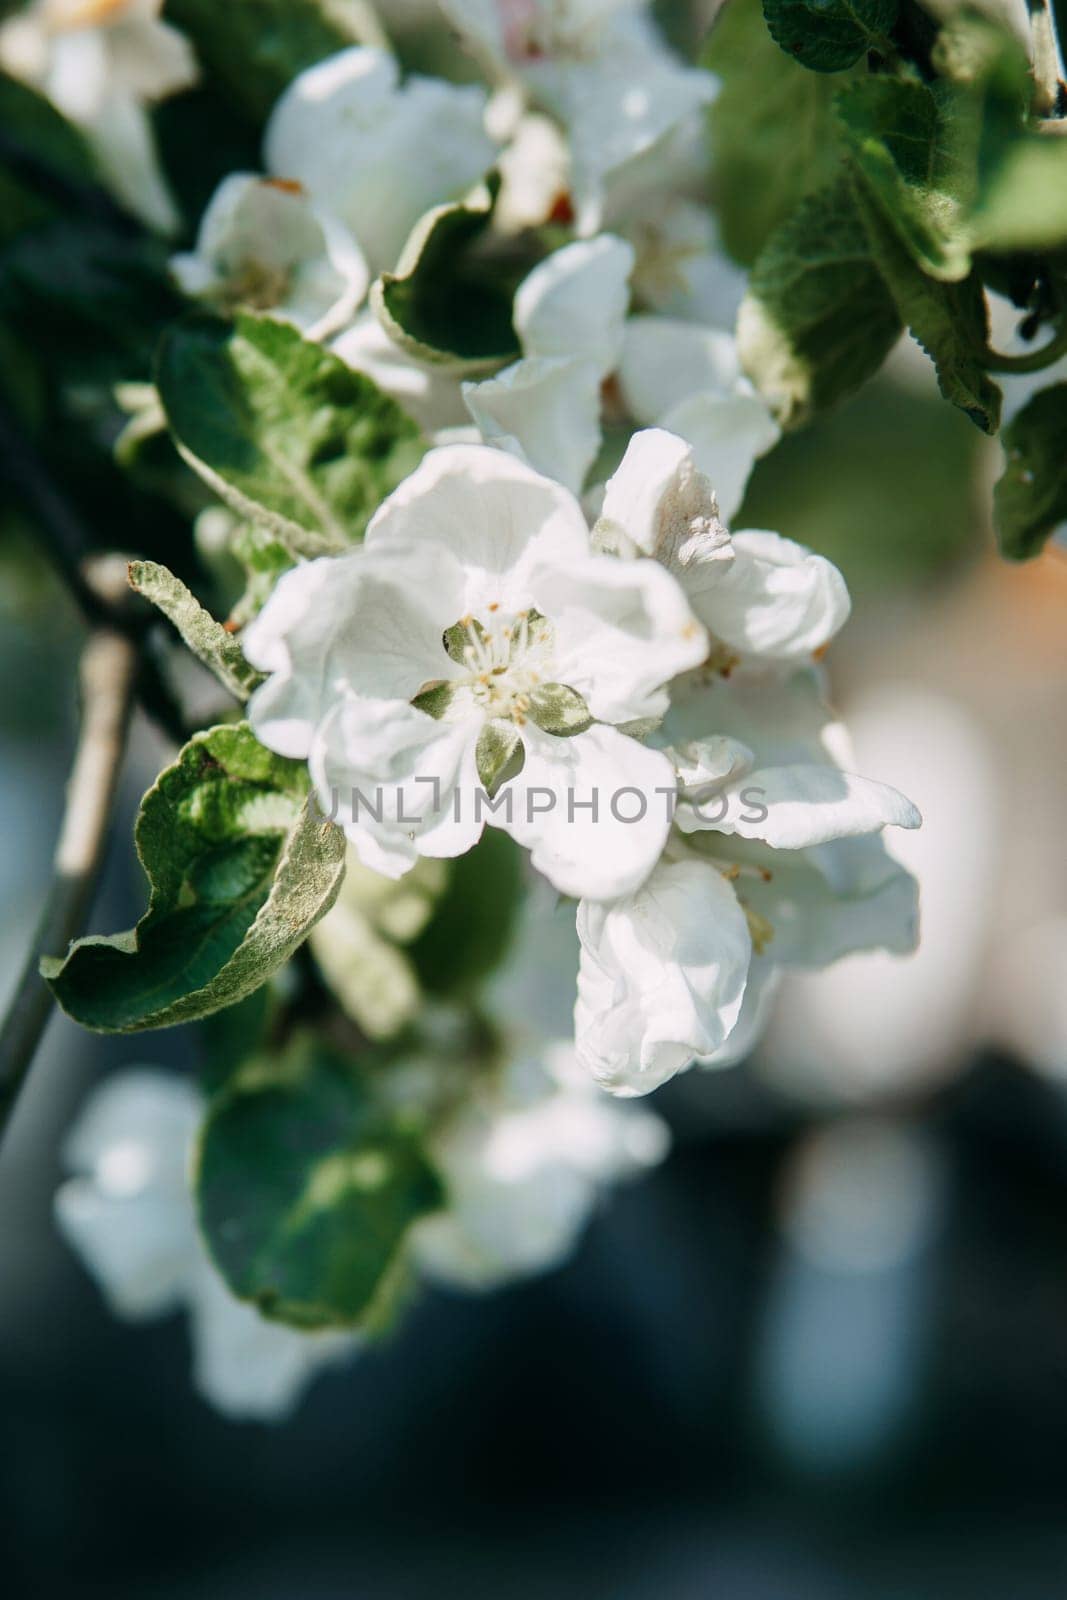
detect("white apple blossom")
[411,1040,669,1288]
[0,0,197,233]
[437,0,716,230]
[243,442,709,900]
[263,46,498,277]
[463,237,779,513]
[170,174,369,340]
[570,431,921,1093]
[54,1071,358,1420]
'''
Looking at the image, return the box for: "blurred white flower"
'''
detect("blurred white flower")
[264,46,498,275]
[412,1040,669,1288]
[438,0,716,230]
[55,1071,358,1420]
[0,0,197,232]
[244,442,707,899]
[170,173,369,340]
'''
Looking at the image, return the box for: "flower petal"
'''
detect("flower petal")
[265,47,497,273]
[366,441,593,607]
[618,315,743,421]
[703,764,921,849]
[498,723,675,900]
[575,856,752,1094]
[514,233,633,374]
[530,549,708,723]
[463,355,604,496]
[310,695,484,878]
[658,390,781,524]
[245,548,465,756]
[686,528,851,662]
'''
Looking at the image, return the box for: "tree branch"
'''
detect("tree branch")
[0,613,138,1143]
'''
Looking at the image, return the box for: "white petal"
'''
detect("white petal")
[665,666,845,770]
[687,528,851,662]
[245,548,464,756]
[189,1263,357,1421]
[618,315,743,421]
[529,549,708,723]
[310,695,484,877]
[498,723,675,900]
[739,837,920,968]
[575,856,752,1094]
[529,18,716,230]
[463,355,604,496]
[514,233,633,374]
[658,389,781,523]
[596,427,733,585]
[366,440,592,605]
[694,764,922,848]
[265,47,497,273]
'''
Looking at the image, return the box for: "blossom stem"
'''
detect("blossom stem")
[0,592,139,1146]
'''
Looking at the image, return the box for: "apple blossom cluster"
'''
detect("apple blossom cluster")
[17,0,924,1419]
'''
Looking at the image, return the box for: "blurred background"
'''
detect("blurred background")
[5,336,1067,1596]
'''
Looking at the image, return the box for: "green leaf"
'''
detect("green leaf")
[370,180,518,370]
[128,559,263,699]
[476,720,523,793]
[411,680,458,719]
[527,683,594,736]
[704,0,852,265]
[196,1040,443,1329]
[43,724,347,1031]
[0,74,98,240]
[156,313,424,555]
[993,384,1067,559]
[762,0,898,73]
[227,521,296,627]
[849,177,1001,433]
[162,0,385,123]
[834,77,974,282]
[408,828,523,997]
[738,178,902,425]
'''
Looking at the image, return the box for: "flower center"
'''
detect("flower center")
[447,608,556,725]
[219,259,293,315]
[498,0,604,64]
[46,0,132,32]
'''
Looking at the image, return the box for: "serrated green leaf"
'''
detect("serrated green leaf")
[762,0,898,72]
[128,559,263,699]
[476,720,523,793]
[162,0,384,123]
[738,178,902,425]
[370,180,518,371]
[704,0,852,265]
[834,77,975,282]
[156,312,424,555]
[526,682,593,736]
[849,175,1001,433]
[993,384,1067,559]
[196,1040,443,1329]
[42,724,346,1031]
